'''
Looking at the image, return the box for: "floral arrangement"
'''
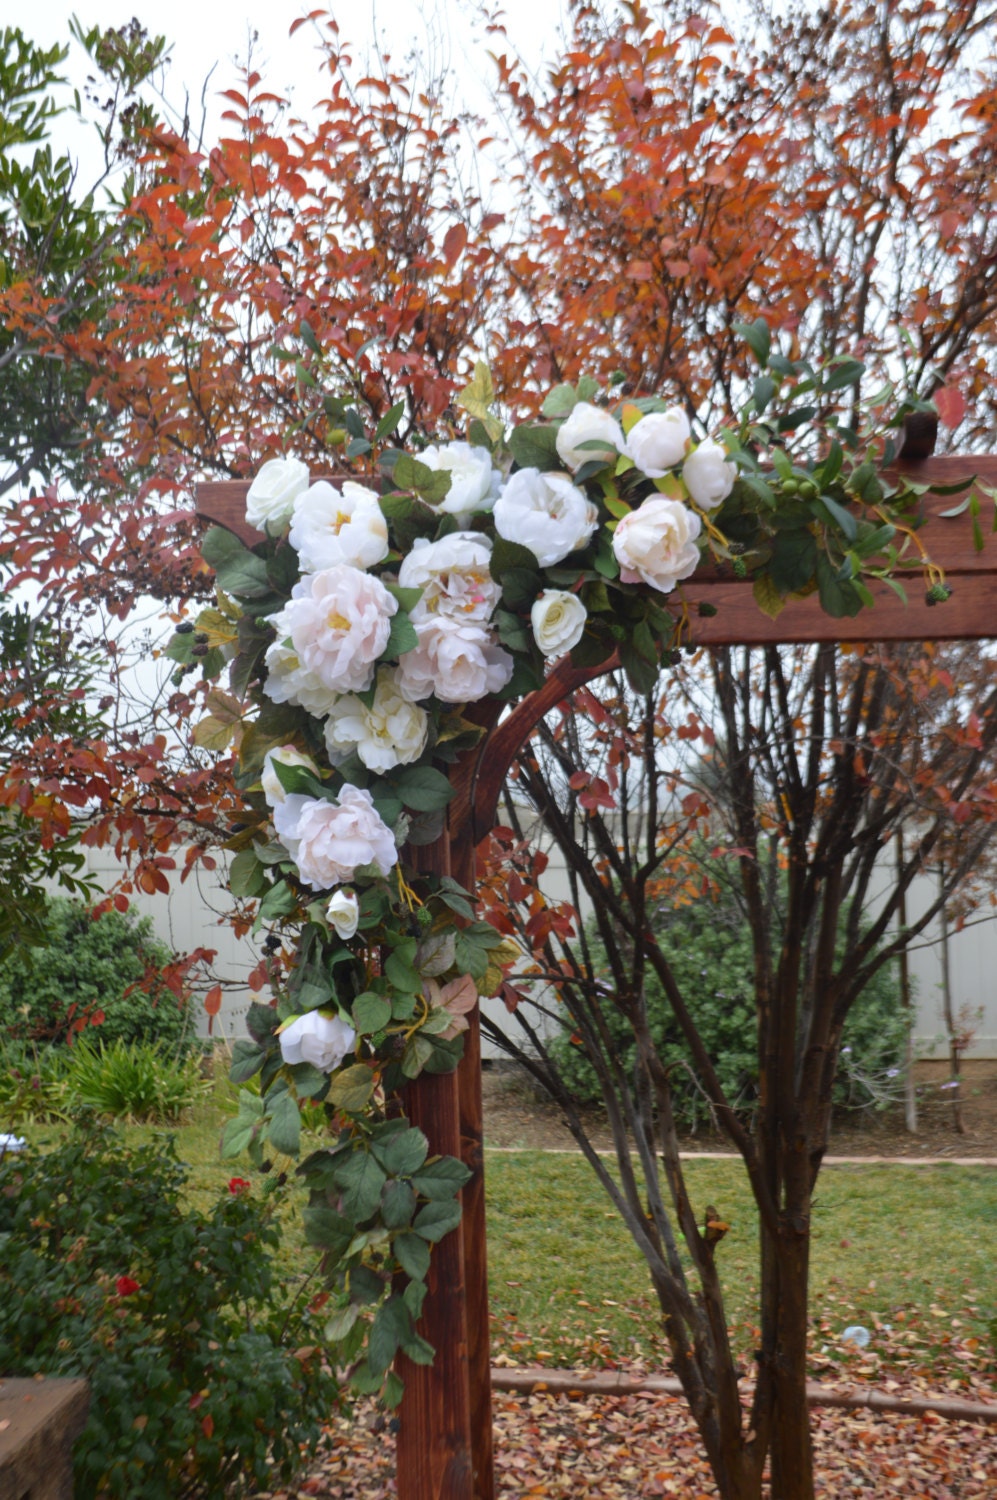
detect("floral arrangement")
[168,320,953,1402]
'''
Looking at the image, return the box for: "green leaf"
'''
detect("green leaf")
[385,950,423,993]
[383,583,424,612]
[303,1206,353,1255]
[372,1127,429,1177]
[329,1064,376,1113]
[352,991,392,1034]
[541,383,579,418]
[267,1091,301,1156]
[410,1156,472,1201]
[490,536,541,579]
[286,1061,329,1099]
[368,1296,414,1376]
[324,1302,361,1343]
[229,848,268,900]
[412,1198,463,1243]
[401,1332,436,1365]
[258,880,299,921]
[733,317,771,367]
[393,1231,431,1281]
[376,401,405,441]
[201,527,271,598]
[822,358,865,392]
[383,1370,405,1409]
[393,764,454,812]
[507,424,559,471]
[229,1038,265,1084]
[816,553,864,618]
[335,1151,387,1222]
[619,638,660,695]
[769,529,817,594]
[752,572,785,620]
[383,610,419,659]
[381,1179,417,1229]
[393,453,452,504]
[812,491,858,542]
[752,374,776,414]
[456,361,495,421]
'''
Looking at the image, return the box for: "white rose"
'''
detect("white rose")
[417,442,502,519]
[289,480,389,573]
[245,457,311,533]
[261,745,320,807]
[624,408,691,478]
[530,590,588,659]
[612,496,702,594]
[324,667,429,772]
[279,1009,356,1072]
[326,888,360,940]
[555,402,624,472]
[282,565,397,695]
[493,469,599,568]
[395,617,514,704]
[398,532,501,623]
[263,632,341,718]
[273,787,397,889]
[682,438,736,511]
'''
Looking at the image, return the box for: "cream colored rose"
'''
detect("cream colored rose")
[279,1009,356,1071]
[398,532,502,623]
[326,888,360,940]
[245,456,311,533]
[289,480,389,573]
[682,439,736,511]
[612,496,702,594]
[493,469,598,567]
[395,617,514,704]
[624,408,690,478]
[282,565,397,695]
[261,745,320,807]
[323,668,429,773]
[530,590,588,659]
[273,787,397,889]
[555,402,624,472]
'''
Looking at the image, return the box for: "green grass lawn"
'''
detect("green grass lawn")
[27,1096,994,1382]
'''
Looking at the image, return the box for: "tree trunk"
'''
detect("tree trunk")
[760,1211,815,1500]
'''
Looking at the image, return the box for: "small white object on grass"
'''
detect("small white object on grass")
[841,1325,871,1349]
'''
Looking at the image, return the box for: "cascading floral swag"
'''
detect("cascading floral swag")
[168,320,961,1403]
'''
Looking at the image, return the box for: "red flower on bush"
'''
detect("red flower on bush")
[115,1276,140,1297]
[227,1177,251,1195]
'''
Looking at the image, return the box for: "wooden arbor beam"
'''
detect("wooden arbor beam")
[196,445,996,1500]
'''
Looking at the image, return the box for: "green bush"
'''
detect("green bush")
[0,1040,74,1125]
[0,1124,339,1499]
[549,894,908,1130]
[66,1039,208,1122]
[0,897,190,1049]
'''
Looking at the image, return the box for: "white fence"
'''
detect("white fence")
[59,844,997,1059]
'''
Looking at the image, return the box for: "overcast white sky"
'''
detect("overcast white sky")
[27,0,570,183]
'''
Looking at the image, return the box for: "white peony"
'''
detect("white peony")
[682,439,736,511]
[273,786,397,889]
[416,441,502,519]
[245,456,311,533]
[398,532,501,623]
[530,590,588,659]
[289,479,389,573]
[395,617,514,704]
[326,888,360,940]
[493,469,599,568]
[555,402,624,472]
[323,668,429,772]
[282,565,397,695]
[279,1009,356,1072]
[624,408,691,478]
[612,496,702,594]
[261,745,320,807]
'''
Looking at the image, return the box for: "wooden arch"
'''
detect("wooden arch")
[197,442,997,1500]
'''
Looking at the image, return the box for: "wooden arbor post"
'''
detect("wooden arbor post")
[197,440,997,1500]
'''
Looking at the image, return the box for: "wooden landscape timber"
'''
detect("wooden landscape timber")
[196,435,997,1500]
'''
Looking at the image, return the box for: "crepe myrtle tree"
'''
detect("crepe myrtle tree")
[475,635,997,1497]
[176,315,994,1499]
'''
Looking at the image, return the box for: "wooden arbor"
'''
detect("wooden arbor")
[198,441,997,1500]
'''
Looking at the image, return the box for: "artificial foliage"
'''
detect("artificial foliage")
[168,322,975,1400]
